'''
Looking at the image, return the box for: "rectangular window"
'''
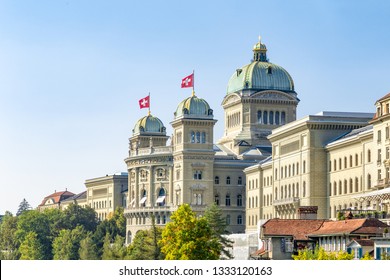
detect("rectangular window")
[378,130,382,142]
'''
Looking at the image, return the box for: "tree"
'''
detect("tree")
[126,223,164,260]
[159,204,221,260]
[204,203,234,259]
[16,199,32,216]
[62,204,99,232]
[15,210,52,259]
[19,232,45,260]
[0,212,19,259]
[52,226,86,260]
[102,233,127,260]
[79,232,99,260]
[292,245,354,260]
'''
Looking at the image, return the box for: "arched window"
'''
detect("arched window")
[237,215,243,225]
[368,149,371,162]
[281,112,286,125]
[238,176,242,185]
[263,111,268,124]
[303,181,306,197]
[157,188,166,206]
[237,194,242,206]
[275,111,280,125]
[269,111,274,125]
[225,194,231,206]
[201,132,206,143]
[196,131,201,143]
[367,174,372,189]
[214,176,219,184]
[275,187,278,200]
[257,111,262,124]
[191,131,195,143]
[214,194,220,205]
[226,176,231,185]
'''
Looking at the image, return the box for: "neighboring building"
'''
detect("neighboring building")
[257,217,389,260]
[61,191,87,209]
[37,190,75,211]
[123,38,299,243]
[85,172,128,221]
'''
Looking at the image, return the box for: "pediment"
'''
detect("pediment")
[252,90,295,101]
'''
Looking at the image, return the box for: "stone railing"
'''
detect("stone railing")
[129,146,172,157]
[273,197,300,206]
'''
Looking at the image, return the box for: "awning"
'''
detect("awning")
[156,196,166,203]
[139,197,147,204]
[352,187,390,202]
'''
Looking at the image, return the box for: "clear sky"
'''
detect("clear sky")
[1,0,390,214]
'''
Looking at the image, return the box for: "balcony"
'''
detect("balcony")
[129,146,172,157]
[273,197,300,206]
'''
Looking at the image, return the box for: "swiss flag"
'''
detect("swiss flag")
[181,73,194,88]
[139,95,150,109]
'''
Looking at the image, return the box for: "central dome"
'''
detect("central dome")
[227,39,295,95]
[174,95,213,119]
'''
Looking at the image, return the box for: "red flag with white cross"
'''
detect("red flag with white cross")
[181,73,194,88]
[139,95,150,109]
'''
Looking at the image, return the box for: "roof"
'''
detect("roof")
[309,218,389,237]
[38,190,75,206]
[174,95,213,119]
[61,191,87,203]
[347,239,374,247]
[376,92,390,103]
[133,114,166,136]
[261,219,326,240]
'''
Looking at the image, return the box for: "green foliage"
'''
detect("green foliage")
[62,204,99,232]
[52,226,86,260]
[79,232,99,260]
[16,199,32,216]
[126,224,164,260]
[204,203,234,259]
[159,204,221,260]
[15,210,52,259]
[102,233,127,260]
[19,232,45,260]
[292,245,354,260]
[0,212,19,259]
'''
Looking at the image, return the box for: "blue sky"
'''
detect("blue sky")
[1,0,390,214]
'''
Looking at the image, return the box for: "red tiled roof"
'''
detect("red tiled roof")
[39,190,75,206]
[261,219,326,240]
[309,218,389,236]
[348,239,374,247]
[376,92,390,103]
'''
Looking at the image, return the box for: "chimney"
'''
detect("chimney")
[297,206,318,220]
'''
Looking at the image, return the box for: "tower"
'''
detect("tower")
[218,38,300,155]
[171,94,217,212]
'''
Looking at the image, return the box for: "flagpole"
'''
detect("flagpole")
[192,70,195,96]
[148,92,151,115]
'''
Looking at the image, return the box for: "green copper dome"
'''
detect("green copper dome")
[227,39,295,95]
[132,114,166,135]
[174,95,213,119]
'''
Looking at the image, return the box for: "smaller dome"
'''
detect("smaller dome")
[174,95,213,119]
[132,114,166,135]
[253,41,267,51]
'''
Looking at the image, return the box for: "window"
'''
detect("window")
[263,111,268,124]
[237,194,242,206]
[201,132,206,143]
[269,111,274,125]
[378,169,382,181]
[157,188,166,206]
[214,195,220,205]
[176,170,180,180]
[214,176,220,184]
[386,127,390,139]
[193,170,202,180]
[196,131,200,143]
[225,194,231,206]
[237,215,243,225]
[226,176,231,185]
[238,176,242,185]
[368,149,371,162]
[355,154,359,166]
[190,131,195,143]
[378,149,382,163]
[193,193,202,205]
[275,111,280,125]
[257,111,262,124]
[378,130,382,142]
[367,174,372,189]
[226,215,231,225]
[281,112,286,125]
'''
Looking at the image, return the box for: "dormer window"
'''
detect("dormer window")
[267,66,272,74]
